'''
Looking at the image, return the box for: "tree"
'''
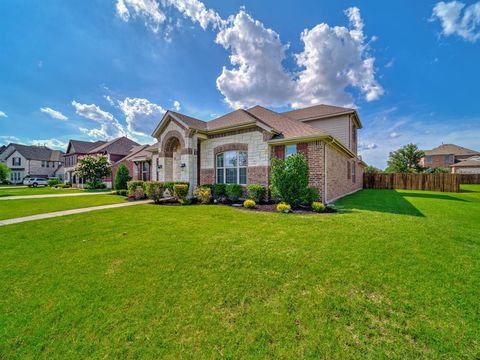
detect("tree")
[386,144,424,173]
[114,163,131,190]
[424,167,449,174]
[365,165,382,174]
[0,163,11,183]
[75,154,111,189]
[270,153,309,208]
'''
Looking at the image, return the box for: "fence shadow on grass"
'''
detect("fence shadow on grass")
[336,189,425,217]
[396,191,467,202]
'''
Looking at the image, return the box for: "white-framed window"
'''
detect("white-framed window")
[10,172,22,182]
[285,144,297,158]
[216,151,247,185]
[12,157,21,166]
[141,162,148,181]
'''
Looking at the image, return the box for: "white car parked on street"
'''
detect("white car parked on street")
[23,177,48,187]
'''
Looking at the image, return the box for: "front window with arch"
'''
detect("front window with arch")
[216,151,247,185]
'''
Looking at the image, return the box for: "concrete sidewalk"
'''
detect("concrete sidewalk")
[0,192,112,201]
[0,200,152,226]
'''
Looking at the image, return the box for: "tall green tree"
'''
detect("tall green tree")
[114,163,131,190]
[0,163,11,183]
[75,154,111,189]
[270,153,309,208]
[365,165,382,174]
[386,143,424,173]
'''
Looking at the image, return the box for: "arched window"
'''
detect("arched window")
[216,151,247,185]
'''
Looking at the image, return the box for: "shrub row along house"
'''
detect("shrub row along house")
[141,104,366,203]
[0,143,64,183]
[420,143,480,173]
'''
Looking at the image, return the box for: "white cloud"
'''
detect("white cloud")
[173,100,181,111]
[40,107,68,121]
[72,100,127,139]
[31,139,67,150]
[0,111,7,118]
[0,135,19,145]
[116,0,166,33]
[215,10,294,108]
[358,142,378,151]
[118,97,165,136]
[116,2,383,109]
[431,1,480,42]
[389,131,401,138]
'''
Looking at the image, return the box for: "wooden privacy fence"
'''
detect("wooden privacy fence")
[459,174,480,184]
[363,173,460,192]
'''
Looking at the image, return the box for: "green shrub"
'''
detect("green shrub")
[270,153,309,208]
[86,181,106,189]
[48,178,61,187]
[55,183,66,188]
[193,186,212,204]
[212,183,227,201]
[226,184,243,202]
[115,163,131,190]
[173,184,189,204]
[243,199,256,209]
[304,187,320,204]
[127,181,146,200]
[276,202,291,213]
[311,202,325,213]
[145,181,165,203]
[119,189,128,196]
[165,181,189,194]
[111,190,118,195]
[247,184,266,203]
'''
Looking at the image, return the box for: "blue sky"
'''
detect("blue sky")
[0,0,479,167]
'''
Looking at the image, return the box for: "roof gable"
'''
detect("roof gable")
[424,144,480,156]
[4,143,64,161]
[67,140,106,154]
[88,137,140,156]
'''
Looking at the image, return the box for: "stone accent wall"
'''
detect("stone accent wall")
[213,143,248,156]
[201,129,268,169]
[326,144,363,202]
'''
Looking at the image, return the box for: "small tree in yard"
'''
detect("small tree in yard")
[386,143,424,173]
[270,153,309,208]
[365,165,382,174]
[75,154,111,189]
[115,163,131,190]
[0,163,11,183]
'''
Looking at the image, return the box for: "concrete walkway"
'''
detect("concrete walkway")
[0,200,152,226]
[0,186,27,189]
[0,191,112,201]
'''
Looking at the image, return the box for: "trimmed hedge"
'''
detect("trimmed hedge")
[173,184,189,204]
[247,184,266,203]
[145,181,165,203]
[127,180,146,200]
[226,184,243,202]
[193,186,212,204]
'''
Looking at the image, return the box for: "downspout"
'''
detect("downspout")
[324,143,328,203]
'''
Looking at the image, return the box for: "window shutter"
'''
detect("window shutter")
[347,161,351,180]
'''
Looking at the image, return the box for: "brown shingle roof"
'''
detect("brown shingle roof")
[205,109,257,131]
[450,156,480,167]
[282,104,355,121]
[169,111,207,131]
[246,105,325,139]
[123,144,152,161]
[8,143,64,161]
[423,144,480,156]
[67,140,106,154]
[88,137,140,156]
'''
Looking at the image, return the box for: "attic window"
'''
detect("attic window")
[285,144,297,158]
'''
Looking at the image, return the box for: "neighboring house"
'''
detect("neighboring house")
[64,137,139,188]
[420,144,480,169]
[450,156,480,174]
[145,104,365,203]
[111,144,153,185]
[0,143,64,184]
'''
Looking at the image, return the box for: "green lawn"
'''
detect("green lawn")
[0,186,479,358]
[0,195,127,220]
[0,187,82,197]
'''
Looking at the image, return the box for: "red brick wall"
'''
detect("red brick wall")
[272,145,285,159]
[247,166,269,186]
[326,145,363,202]
[199,168,215,185]
[306,141,325,202]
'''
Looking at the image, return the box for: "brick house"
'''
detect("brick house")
[64,137,139,188]
[450,156,480,174]
[144,104,366,203]
[0,143,64,183]
[420,144,480,169]
[111,144,153,186]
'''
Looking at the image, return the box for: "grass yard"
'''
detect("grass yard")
[0,186,479,358]
[0,195,126,220]
[0,187,83,197]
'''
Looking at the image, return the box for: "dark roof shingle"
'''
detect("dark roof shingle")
[423,144,480,156]
[8,143,64,161]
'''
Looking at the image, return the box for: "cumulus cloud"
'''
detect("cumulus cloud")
[118,97,166,136]
[358,142,378,151]
[173,100,181,111]
[40,107,68,121]
[431,1,480,42]
[215,10,294,108]
[72,101,127,139]
[116,1,383,109]
[31,139,67,150]
[0,135,19,145]
[389,131,401,138]
[0,111,7,118]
